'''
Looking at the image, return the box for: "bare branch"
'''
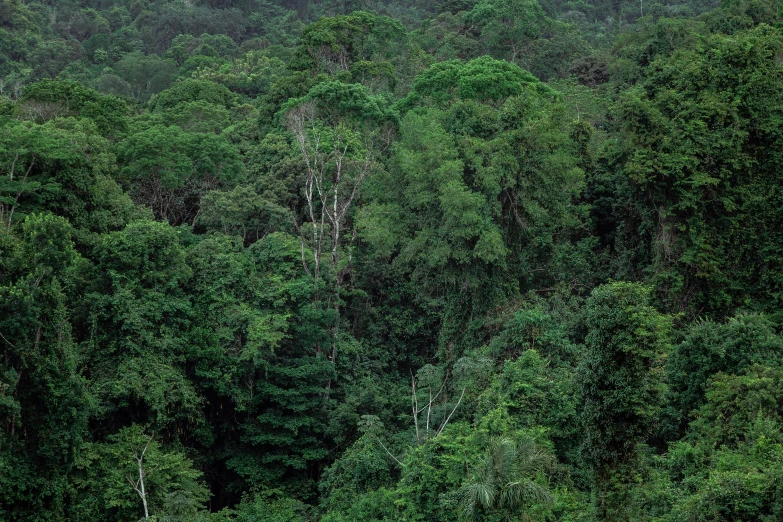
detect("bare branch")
[436,388,466,438]
[374,436,405,467]
[129,433,154,519]
[411,371,420,443]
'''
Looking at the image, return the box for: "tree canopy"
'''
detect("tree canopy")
[3,0,783,520]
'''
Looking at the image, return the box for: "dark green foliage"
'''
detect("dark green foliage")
[0,214,89,520]
[655,365,783,521]
[663,314,783,439]
[83,220,201,438]
[361,56,584,350]
[577,282,672,519]
[112,51,179,102]
[478,348,579,461]
[4,1,783,520]
[602,22,783,316]
[224,232,335,490]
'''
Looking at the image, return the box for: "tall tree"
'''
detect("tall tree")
[284,80,395,367]
[359,57,585,351]
[117,123,243,225]
[577,282,672,520]
[601,23,783,316]
[0,214,89,520]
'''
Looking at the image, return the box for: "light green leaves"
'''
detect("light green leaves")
[409,55,558,106]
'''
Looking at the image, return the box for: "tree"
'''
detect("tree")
[28,39,82,80]
[113,51,178,102]
[291,11,405,74]
[183,231,335,495]
[15,79,128,136]
[128,433,153,519]
[0,214,89,520]
[197,185,290,245]
[403,54,558,107]
[577,282,672,520]
[284,80,395,367]
[663,313,783,440]
[191,52,288,97]
[465,0,587,79]
[662,365,783,521]
[458,436,553,521]
[602,24,783,316]
[82,220,201,439]
[0,116,139,234]
[117,123,243,225]
[148,79,238,112]
[318,415,397,514]
[69,425,210,521]
[358,57,584,351]
[409,12,481,63]
[410,364,468,443]
[223,232,335,490]
[477,348,579,462]
[54,8,109,43]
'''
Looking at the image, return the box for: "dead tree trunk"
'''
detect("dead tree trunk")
[285,101,374,370]
[128,434,154,520]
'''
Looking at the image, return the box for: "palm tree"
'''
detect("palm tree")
[459,436,553,521]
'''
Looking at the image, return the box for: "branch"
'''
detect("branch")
[435,388,465,438]
[413,373,447,415]
[411,371,420,443]
[374,436,405,467]
[0,330,16,349]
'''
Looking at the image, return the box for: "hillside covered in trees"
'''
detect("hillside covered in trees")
[3,0,783,519]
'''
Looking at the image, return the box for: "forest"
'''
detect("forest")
[2,0,783,519]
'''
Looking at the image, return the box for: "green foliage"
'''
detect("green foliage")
[0,116,141,235]
[663,314,783,439]
[117,122,243,224]
[113,51,178,102]
[577,282,672,519]
[477,348,579,464]
[231,492,314,521]
[604,23,783,315]
[197,184,291,243]
[5,1,783,520]
[466,0,588,79]
[292,11,405,74]
[83,220,201,437]
[361,58,584,349]
[409,12,481,63]
[149,79,239,112]
[191,52,289,97]
[0,214,89,520]
[16,79,129,135]
[69,425,210,521]
[318,418,396,513]
[404,55,559,107]
[458,436,553,520]
[224,232,335,489]
[286,78,398,125]
[656,365,783,521]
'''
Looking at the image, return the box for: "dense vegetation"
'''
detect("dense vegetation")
[3,0,783,519]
